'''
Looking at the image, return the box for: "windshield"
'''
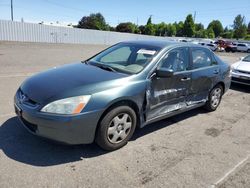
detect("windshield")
[243,55,250,62]
[87,43,161,74]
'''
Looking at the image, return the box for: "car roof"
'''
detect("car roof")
[122,40,199,49]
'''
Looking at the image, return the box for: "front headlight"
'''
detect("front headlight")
[41,95,91,115]
[231,66,237,73]
[231,68,235,73]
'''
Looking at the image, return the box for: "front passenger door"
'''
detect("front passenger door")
[147,47,191,120]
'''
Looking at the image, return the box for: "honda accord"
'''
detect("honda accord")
[14,41,231,151]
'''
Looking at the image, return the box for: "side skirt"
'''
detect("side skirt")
[141,102,205,128]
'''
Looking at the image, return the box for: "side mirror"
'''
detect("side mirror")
[156,68,174,78]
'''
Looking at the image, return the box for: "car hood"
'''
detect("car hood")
[234,61,250,72]
[21,63,129,104]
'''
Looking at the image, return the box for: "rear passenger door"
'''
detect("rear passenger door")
[187,47,220,105]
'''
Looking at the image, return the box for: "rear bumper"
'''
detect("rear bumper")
[14,103,104,145]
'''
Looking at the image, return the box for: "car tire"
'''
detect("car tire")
[204,85,223,112]
[247,49,250,53]
[95,105,137,151]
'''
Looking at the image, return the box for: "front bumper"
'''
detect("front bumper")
[14,101,104,145]
[231,71,250,86]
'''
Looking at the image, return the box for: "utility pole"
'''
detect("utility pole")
[193,11,196,23]
[11,0,13,21]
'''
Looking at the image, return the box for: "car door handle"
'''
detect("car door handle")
[181,77,191,81]
[213,69,219,74]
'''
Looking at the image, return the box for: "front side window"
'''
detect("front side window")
[88,43,161,74]
[158,48,189,72]
[191,49,212,69]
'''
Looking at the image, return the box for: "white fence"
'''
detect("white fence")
[0,20,173,45]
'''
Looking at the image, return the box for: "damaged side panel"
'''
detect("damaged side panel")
[144,71,192,122]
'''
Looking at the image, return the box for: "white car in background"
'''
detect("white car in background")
[231,54,250,85]
[236,43,250,53]
[205,43,218,51]
[199,42,218,51]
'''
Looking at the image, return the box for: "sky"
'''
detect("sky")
[0,0,249,28]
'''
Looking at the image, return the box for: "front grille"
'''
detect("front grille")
[17,89,39,108]
[232,77,250,85]
[238,70,250,75]
[21,117,38,133]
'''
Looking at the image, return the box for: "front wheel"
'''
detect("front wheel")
[95,106,137,151]
[204,85,223,112]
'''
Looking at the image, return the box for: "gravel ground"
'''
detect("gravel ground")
[0,41,249,188]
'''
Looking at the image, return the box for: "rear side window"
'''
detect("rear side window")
[191,49,212,69]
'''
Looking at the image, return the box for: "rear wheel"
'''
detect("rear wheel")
[247,49,250,53]
[95,106,137,151]
[204,85,223,112]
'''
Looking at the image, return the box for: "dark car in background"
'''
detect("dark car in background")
[216,40,237,52]
[14,41,231,151]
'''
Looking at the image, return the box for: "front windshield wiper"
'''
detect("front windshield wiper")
[82,61,117,72]
[97,64,117,72]
[81,60,89,64]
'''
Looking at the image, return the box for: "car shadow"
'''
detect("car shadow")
[0,117,107,166]
[0,108,207,167]
[230,83,250,93]
[131,107,207,140]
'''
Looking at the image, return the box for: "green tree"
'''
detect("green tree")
[195,29,207,38]
[145,24,155,35]
[183,14,195,37]
[224,26,229,32]
[221,31,233,39]
[109,26,116,32]
[77,13,109,30]
[138,25,146,34]
[248,22,250,34]
[233,14,247,39]
[145,16,155,35]
[194,23,205,38]
[221,27,233,38]
[155,22,166,36]
[116,22,136,33]
[175,21,184,37]
[207,20,223,37]
[147,16,152,25]
[167,24,176,36]
[207,27,215,38]
[195,23,204,31]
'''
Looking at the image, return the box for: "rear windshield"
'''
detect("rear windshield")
[88,43,161,74]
